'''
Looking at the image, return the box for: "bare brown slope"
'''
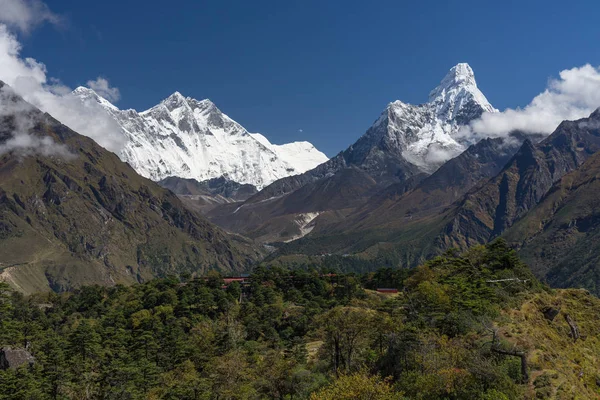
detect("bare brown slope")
[0,83,261,293]
[440,109,600,250]
[503,149,600,295]
[273,135,527,260]
[208,166,381,243]
[273,111,600,268]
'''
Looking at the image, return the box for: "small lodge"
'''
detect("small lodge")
[376,288,399,294]
[220,275,250,289]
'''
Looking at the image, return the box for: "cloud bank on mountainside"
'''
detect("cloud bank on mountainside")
[0,1,125,153]
[465,64,600,140]
[0,83,73,158]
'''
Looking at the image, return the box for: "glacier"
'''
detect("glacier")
[72,88,328,189]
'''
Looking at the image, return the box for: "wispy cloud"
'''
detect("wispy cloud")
[0,0,64,34]
[0,129,74,158]
[87,77,120,102]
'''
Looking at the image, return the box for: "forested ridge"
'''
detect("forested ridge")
[1,240,599,399]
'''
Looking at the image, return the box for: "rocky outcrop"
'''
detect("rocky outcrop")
[439,109,600,249]
[0,347,34,370]
[542,307,560,322]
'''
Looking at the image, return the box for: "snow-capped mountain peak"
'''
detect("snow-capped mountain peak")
[429,62,477,98]
[73,86,119,111]
[364,63,498,173]
[72,89,328,189]
[142,92,189,116]
[428,63,497,122]
[161,91,189,110]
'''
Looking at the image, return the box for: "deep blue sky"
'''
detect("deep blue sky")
[22,0,600,156]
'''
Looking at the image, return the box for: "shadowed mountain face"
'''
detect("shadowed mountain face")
[210,132,530,249]
[271,110,600,280]
[439,109,600,250]
[158,176,258,214]
[207,166,381,243]
[270,134,530,259]
[0,82,262,293]
[337,135,529,232]
[208,64,498,242]
[503,129,600,295]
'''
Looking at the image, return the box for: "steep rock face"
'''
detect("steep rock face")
[337,135,528,232]
[0,83,261,294]
[503,119,600,294]
[440,109,600,249]
[250,63,496,202]
[209,64,498,242]
[72,88,328,189]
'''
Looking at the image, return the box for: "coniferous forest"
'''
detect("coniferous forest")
[1,240,599,399]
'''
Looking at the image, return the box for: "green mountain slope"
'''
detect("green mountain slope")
[0,83,262,293]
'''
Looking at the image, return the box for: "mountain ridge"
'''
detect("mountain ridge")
[246,63,497,203]
[0,82,262,294]
[268,108,600,297]
[73,87,328,189]
[439,108,600,250]
[207,63,503,243]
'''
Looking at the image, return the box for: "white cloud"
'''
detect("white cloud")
[0,19,126,154]
[423,144,461,165]
[464,64,600,140]
[0,131,74,158]
[0,84,74,158]
[0,0,63,34]
[87,77,120,102]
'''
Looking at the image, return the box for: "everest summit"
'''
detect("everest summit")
[72,88,328,189]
